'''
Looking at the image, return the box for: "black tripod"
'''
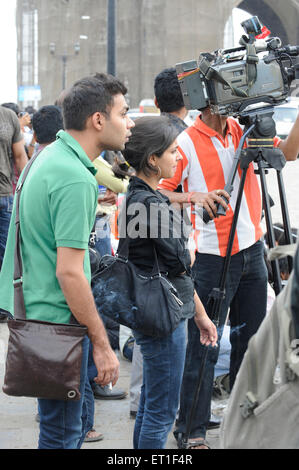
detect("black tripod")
[181,108,293,449]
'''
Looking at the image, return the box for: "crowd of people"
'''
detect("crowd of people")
[0,65,299,450]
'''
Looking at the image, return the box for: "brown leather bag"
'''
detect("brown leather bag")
[2,151,88,401]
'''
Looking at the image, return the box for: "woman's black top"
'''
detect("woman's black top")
[120,176,195,319]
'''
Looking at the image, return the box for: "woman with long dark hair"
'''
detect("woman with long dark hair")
[121,116,217,449]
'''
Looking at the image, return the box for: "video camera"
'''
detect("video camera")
[176,16,299,117]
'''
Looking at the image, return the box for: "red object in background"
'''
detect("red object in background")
[256,26,271,39]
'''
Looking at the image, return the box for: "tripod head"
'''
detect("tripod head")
[239,108,286,171]
[202,108,286,223]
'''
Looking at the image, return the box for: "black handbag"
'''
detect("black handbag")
[2,150,88,401]
[91,233,184,338]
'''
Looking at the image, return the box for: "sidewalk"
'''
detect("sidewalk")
[0,322,220,449]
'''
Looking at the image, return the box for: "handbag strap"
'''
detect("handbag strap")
[117,190,163,277]
[13,149,78,325]
[14,150,42,320]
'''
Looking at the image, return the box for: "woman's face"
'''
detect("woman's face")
[155,139,182,179]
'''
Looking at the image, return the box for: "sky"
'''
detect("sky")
[0,3,250,106]
[0,0,17,104]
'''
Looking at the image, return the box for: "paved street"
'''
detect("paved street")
[0,321,221,450]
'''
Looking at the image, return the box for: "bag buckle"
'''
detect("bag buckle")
[240,391,258,418]
[67,390,77,399]
[89,232,96,247]
[13,277,23,287]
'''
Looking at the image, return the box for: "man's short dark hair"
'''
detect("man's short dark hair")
[1,102,20,115]
[32,105,64,144]
[154,67,185,113]
[63,74,127,131]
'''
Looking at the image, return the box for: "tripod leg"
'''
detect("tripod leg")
[181,347,209,449]
[258,162,282,295]
[277,170,293,274]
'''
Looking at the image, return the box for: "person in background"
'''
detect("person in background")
[31,105,63,154]
[0,104,28,322]
[154,67,188,134]
[88,153,130,402]
[2,103,35,158]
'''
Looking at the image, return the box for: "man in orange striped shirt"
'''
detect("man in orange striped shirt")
[159,105,299,448]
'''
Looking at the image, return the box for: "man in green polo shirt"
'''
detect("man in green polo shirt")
[0,75,134,449]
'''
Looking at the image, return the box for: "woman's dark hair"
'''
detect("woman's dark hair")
[122,116,180,177]
[62,74,127,131]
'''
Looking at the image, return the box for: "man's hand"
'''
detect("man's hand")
[93,345,120,387]
[190,189,230,220]
[98,188,118,206]
[19,112,31,129]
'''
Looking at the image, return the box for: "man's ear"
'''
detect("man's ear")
[90,112,104,131]
[154,97,160,110]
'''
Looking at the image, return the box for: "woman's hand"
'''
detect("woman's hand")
[193,290,218,347]
[194,313,218,348]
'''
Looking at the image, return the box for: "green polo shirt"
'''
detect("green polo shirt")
[0,130,98,324]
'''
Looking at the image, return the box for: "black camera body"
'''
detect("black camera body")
[176,16,299,117]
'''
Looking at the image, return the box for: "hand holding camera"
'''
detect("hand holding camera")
[190,189,230,221]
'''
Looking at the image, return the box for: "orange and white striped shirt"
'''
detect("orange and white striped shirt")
[159,116,281,257]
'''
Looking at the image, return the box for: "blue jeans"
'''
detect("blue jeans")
[175,241,268,439]
[0,195,13,316]
[133,320,186,449]
[0,195,13,268]
[38,336,93,449]
[94,215,111,257]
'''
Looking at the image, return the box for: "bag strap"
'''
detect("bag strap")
[13,149,78,325]
[117,189,164,277]
[13,150,43,320]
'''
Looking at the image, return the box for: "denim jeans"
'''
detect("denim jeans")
[38,336,92,449]
[94,215,111,257]
[0,195,13,268]
[0,195,13,316]
[175,241,268,439]
[133,320,186,449]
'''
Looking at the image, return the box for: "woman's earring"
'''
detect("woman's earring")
[157,166,162,178]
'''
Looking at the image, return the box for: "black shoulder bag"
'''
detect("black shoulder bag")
[91,192,184,338]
